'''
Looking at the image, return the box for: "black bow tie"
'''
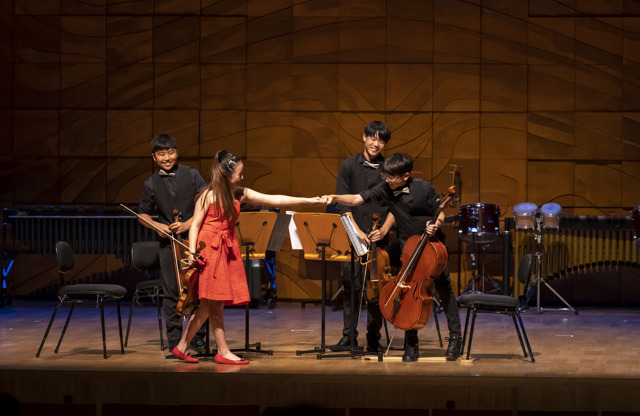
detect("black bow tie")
[393,186,410,197]
[363,160,379,169]
[159,169,176,177]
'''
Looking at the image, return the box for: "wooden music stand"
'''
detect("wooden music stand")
[292,213,354,359]
[232,211,278,356]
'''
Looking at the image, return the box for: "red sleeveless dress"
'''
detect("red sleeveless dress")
[196,200,250,306]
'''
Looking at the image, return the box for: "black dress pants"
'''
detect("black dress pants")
[340,261,384,345]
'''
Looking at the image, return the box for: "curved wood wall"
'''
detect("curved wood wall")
[1,0,640,299]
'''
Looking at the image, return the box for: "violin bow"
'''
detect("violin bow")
[119,203,203,261]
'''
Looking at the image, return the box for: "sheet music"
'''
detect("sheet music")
[286,210,303,250]
[340,215,368,257]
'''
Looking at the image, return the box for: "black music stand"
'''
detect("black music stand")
[292,213,354,359]
[232,211,279,356]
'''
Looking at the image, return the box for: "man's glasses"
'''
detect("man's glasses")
[381,173,402,184]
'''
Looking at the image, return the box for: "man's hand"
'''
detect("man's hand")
[358,229,370,245]
[155,222,171,237]
[368,228,386,243]
[425,221,438,236]
[168,221,190,235]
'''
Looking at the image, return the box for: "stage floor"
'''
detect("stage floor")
[2,299,640,415]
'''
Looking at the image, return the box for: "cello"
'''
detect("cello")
[378,185,456,331]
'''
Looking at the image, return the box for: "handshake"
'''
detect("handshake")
[315,195,335,205]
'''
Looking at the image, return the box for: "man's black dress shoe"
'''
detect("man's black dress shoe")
[402,345,419,362]
[366,341,384,353]
[445,336,462,360]
[189,336,208,355]
[328,336,357,351]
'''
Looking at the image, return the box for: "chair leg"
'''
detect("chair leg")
[100,297,108,359]
[432,302,443,347]
[117,299,124,355]
[125,292,136,347]
[461,307,471,355]
[55,303,75,353]
[155,288,165,350]
[515,312,535,363]
[511,313,528,358]
[466,307,478,360]
[36,302,60,357]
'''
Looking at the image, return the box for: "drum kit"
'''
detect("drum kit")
[513,201,577,314]
[459,202,502,294]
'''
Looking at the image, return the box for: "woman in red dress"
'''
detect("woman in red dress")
[172,150,322,364]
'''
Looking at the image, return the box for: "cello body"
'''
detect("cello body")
[378,234,448,330]
[378,185,456,331]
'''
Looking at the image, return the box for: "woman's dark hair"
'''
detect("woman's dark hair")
[364,121,391,143]
[197,150,242,223]
[382,153,413,177]
[151,134,177,153]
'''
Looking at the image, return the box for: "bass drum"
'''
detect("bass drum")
[459,203,501,243]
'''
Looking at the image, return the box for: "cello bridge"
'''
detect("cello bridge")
[398,283,411,289]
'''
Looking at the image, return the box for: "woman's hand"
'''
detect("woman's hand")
[187,252,196,266]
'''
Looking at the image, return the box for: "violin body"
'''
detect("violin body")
[171,209,206,318]
[366,247,391,302]
[378,235,448,330]
[176,241,206,317]
[176,258,202,317]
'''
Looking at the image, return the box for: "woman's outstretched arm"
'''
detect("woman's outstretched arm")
[240,187,323,207]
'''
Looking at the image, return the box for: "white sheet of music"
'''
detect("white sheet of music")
[286,211,303,250]
[340,214,368,257]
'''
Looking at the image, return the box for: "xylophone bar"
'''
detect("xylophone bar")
[3,206,158,263]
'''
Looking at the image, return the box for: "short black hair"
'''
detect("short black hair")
[364,121,391,143]
[382,153,413,177]
[151,134,177,153]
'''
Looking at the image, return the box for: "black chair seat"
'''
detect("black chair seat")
[458,293,520,308]
[60,284,127,298]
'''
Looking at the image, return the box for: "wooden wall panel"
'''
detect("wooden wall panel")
[14,63,60,108]
[106,17,153,68]
[2,0,640,299]
[105,110,152,156]
[59,110,106,156]
[60,157,107,203]
[199,110,247,157]
[13,110,59,156]
[61,63,107,108]
[107,64,154,108]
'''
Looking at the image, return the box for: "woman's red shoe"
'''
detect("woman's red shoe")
[214,354,249,365]
[172,347,199,363]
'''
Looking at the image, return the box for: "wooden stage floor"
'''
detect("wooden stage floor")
[2,299,640,416]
